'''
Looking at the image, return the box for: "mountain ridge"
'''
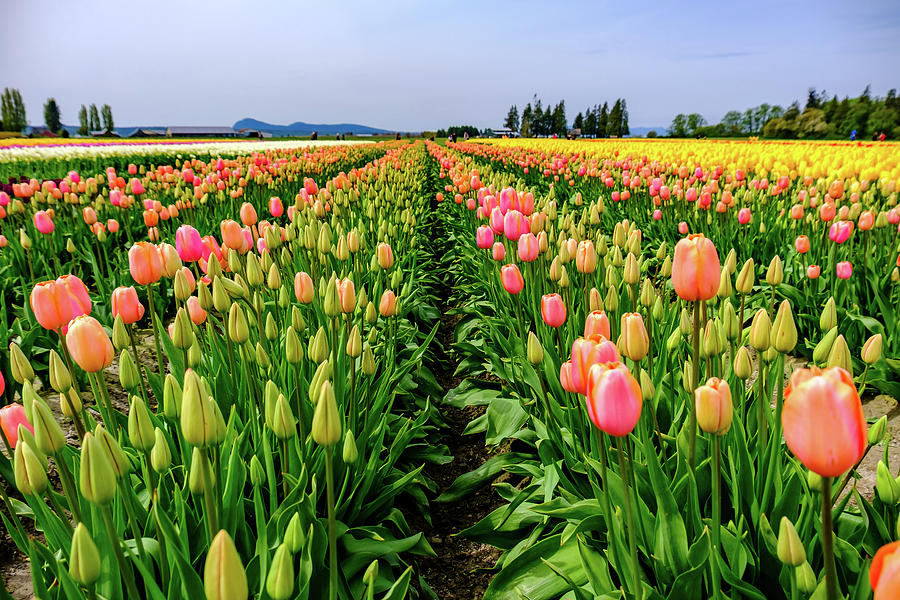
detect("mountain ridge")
[233,118,392,135]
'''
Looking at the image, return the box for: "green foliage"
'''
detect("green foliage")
[43,98,61,133]
[1,87,27,132]
[101,104,114,131]
[78,105,88,136]
[88,103,100,132]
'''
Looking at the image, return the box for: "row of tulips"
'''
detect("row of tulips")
[428,137,899,599]
[0,140,452,599]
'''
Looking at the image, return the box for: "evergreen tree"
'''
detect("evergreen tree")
[78,105,89,136]
[89,104,100,131]
[806,87,820,110]
[43,98,61,133]
[620,99,629,136]
[101,104,114,131]
[552,101,567,136]
[583,107,597,136]
[1,88,27,132]
[520,103,532,137]
[573,112,584,130]
[608,100,622,137]
[504,105,519,132]
[598,102,609,137]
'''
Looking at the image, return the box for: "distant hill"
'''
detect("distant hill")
[233,118,392,136]
[628,126,668,137]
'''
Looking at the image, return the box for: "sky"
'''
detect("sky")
[3,0,899,132]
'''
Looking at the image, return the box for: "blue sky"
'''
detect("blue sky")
[3,0,899,131]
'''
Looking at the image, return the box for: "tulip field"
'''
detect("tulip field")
[0,136,899,600]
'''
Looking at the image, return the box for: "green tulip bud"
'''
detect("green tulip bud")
[819,297,837,331]
[204,530,249,600]
[312,381,341,446]
[246,253,264,287]
[151,428,172,473]
[862,333,883,365]
[9,342,34,384]
[189,447,214,495]
[181,369,215,447]
[227,303,249,345]
[80,432,117,506]
[32,398,66,455]
[807,470,823,492]
[343,430,358,464]
[48,349,71,393]
[284,513,305,554]
[813,326,839,365]
[826,334,853,376]
[21,380,38,423]
[717,268,732,299]
[771,300,797,353]
[264,312,278,341]
[777,517,806,566]
[346,325,362,358]
[128,395,155,452]
[19,229,32,251]
[227,250,243,275]
[119,349,140,391]
[164,373,182,419]
[795,561,817,593]
[749,309,771,351]
[869,415,887,445]
[172,308,194,349]
[285,326,303,364]
[212,277,230,313]
[95,425,131,478]
[255,342,270,370]
[735,259,754,294]
[666,327,682,351]
[291,306,305,331]
[527,332,544,365]
[187,340,201,368]
[112,314,131,351]
[679,307,692,335]
[682,359,694,393]
[310,326,329,363]
[640,369,655,402]
[365,302,377,324]
[270,394,296,440]
[362,345,376,375]
[249,455,266,487]
[765,255,783,286]
[198,280,214,311]
[174,269,193,301]
[265,543,294,600]
[60,388,82,418]
[724,248,737,274]
[734,346,753,379]
[14,435,48,495]
[876,461,900,505]
[69,522,101,586]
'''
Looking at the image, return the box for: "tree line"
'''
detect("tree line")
[0,87,114,135]
[669,86,900,140]
[502,97,630,138]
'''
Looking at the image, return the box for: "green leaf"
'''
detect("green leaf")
[435,453,528,503]
[483,534,587,600]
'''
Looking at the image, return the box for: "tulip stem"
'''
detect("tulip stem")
[821,477,838,600]
[57,330,84,398]
[127,325,152,406]
[689,300,700,468]
[325,445,338,600]
[615,436,642,600]
[294,363,306,465]
[710,435,722,599]
[147,284,165,376]
[55,453,83,524]
[101,504,141,600]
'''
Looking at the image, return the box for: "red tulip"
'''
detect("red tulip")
[269,196,284,218]
[782,366,865,477]
[737,208,751,225]
[586,361,642,437]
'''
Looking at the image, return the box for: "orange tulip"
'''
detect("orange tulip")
[240,202,258,226]
[377,242,394,269]
[586,361,642,437]
[584,310,611,339]
[570,336,620,396]
[186,296,207,325]
[672,233,720,302]
[337,279,356,313]
[871,542,900,600]
[220,220,244,251]
[66,315,114,373]
[294,272,314,304]
[379,290,397,317]
[695,377,733,435]
[782,366,866,477]
[619,313,649,361]
[111,286,145,324]
[55,275,92,321]
[129,242,163,286]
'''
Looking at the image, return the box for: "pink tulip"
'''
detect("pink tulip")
[500,264,524,295]
[541,294,566,328]
[491,242,506,261]
[0,404,33,448]
[269,197,284,217]
[653,209,662,220]
[175,225,204,262]
[738,208,751,225]
[807,265,820,279]
[503,210,526,242]
[476,225,494,249]
[836,261,852,279]
[517,233,539,262]
[829,221,853,244]
[34,211,54,234]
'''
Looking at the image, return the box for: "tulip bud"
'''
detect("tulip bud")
[735,259,754,294]
[255,342,270,370]
[128,396,155,452]
[79,432,117,506]
[249,455,266,486]
[48,350,71,393]
[266,263,281,291]
[682,360,694,393]
[876,460,900,505]
[151,428,172,473]
[118,349,140,391]
[807,471,823,492]
[270,394,296,440]
[652,296,664,321]
[95,425,131,477]
[163,373,183,419]
[660,255,672,277]
[291,305,305,331]
[199,281,214,312]
[765,256,783,286]
[9,342,34,384]
[284,513,305,554]
[19,229,32,251]
[112,314,131,351]
[862,333,883,365]
[666,328,682,351]
[32,399,65,456]
[285,326,303,364]
[695,378,732,434]
[265,543,294,600]
[323,275,339,317]
[620,313,649,361]
[174,269,193,301]
[639,279,656,308]
[639,369,655,401]
[189,447,214,495]
[724,248,737,274]
[813,326,839,365]
[721,300,739,341]
[776,517,806,566]
[869,415,887,445]
[826,334,853,375]
[749,309,771,351]
[589,287,603,312]
[312,381,341,446]
[69,523,101,586]
[526,332,544,364]
[717,268,732,299]
[60,388,82,418]
[623,253,640,285]
[346,325,362,358]
[796,561,817,593]
[310,326,329,363]
[181,370,215,447]
[771,300,797,353]
[819,297,836,331]
[227,303,249,344]
[734,346,752,379]
[343,430,358,464]
[364,560,379,587]
[362,345,376,375]
[204,530,249,600]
